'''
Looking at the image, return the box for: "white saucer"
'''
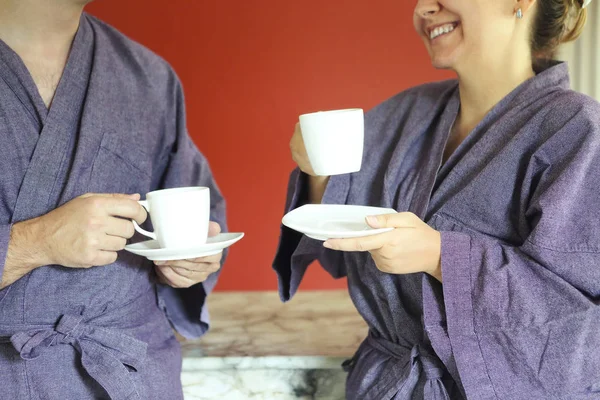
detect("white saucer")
[282,204,396,241]
[124,233,244,261]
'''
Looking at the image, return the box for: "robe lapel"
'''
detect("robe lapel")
[58,14,128,203]
[383,85,459,219]
[426,66,570,219]
[10,16,94,223]
[0,60,41,172]
[0,40,48,128]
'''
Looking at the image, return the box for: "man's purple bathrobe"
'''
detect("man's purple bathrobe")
[0,14,226,400]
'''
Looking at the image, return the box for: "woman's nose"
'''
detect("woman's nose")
[415,0,441,18]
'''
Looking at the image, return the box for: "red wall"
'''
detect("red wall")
[87,1,453,291]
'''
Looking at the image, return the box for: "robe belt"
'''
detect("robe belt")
[344,331,451,400]
[2,313,148,400]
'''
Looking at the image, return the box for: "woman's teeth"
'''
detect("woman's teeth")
[430,24,456,40]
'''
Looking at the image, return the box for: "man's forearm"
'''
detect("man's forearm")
[1,219,47,289]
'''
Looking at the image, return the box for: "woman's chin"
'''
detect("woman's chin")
[429,56,457,70]
[431,62,454,70]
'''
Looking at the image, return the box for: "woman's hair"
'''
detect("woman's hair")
[531,0,588,59]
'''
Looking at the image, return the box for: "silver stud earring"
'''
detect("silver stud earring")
[516,8,523,19]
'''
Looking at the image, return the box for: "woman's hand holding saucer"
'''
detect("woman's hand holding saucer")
[323,213,443,282]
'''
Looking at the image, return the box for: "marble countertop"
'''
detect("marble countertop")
[179,290,368,370]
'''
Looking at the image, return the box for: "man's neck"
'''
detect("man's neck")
[0,0,86,107]
[0,0,84,53]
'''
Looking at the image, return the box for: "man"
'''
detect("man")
[0,0,227,398]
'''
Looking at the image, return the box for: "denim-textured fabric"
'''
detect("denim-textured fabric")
[273,62,600,399]
[0,14,226,399]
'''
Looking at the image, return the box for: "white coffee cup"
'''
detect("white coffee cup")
[133,187,210,249]
[299,108,364,176]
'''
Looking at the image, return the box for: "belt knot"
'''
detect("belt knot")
[9,313,147,400]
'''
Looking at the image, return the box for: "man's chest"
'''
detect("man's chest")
[21,56,66,108]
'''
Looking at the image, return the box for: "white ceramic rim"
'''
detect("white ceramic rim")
[146,186,209,199]
[299,108,363,119]
[281,205,396,239]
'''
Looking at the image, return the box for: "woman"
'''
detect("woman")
[274,0,600,399]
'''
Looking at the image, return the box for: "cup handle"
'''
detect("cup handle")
[132,200,156,240]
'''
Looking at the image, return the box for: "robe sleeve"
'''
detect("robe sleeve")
[272,168,350,301]
[154,76,227,339]
[0,224,11,284]
[432,116,600,398]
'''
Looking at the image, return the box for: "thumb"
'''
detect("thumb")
[366,215,385,228]
[208,221,221,237]
[365,213,406,229]
[366,212,419,229]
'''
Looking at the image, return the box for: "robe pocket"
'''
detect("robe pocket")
[89,131,154,195]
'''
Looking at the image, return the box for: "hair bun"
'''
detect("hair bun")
[532,0,588,59]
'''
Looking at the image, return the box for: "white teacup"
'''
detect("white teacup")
[133,187,210,249]
[299,108,364,176]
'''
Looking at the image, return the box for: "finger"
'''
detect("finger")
[166,265,213,280]
[100,235,127,251]
[156,265,197,288]
[102,198,147,224]
[323,233,388,252]
[91,193,141,200]
[290,123,306,153]
[291,152,308,170]
[156,272,168,285]
[184,252,223,263]
[365,212,418,229]
[155,265,178,287]
[105,217,136,238]
[94,251,118,266]
[292,154,315,175]
[154,258,218,271]
[155,253,222,266]
[290,122,302,141]
[208,222,221,237]
[291,150,308,165]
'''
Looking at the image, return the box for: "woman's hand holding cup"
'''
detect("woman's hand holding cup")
[290,109,364,203]
[290,122,331,204]
[290,122,317,176]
